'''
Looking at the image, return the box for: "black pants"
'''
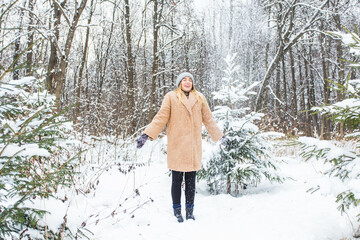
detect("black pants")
[171,170,196,208]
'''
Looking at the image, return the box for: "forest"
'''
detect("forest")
[1,0,360,239]
[1,0,359,137]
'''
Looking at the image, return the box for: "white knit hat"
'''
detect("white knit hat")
[175,72,194,87]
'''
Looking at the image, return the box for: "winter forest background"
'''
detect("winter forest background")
[1,0,360,239]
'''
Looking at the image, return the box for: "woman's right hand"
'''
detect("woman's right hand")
[136,133,148,149]
[220,135,229,146]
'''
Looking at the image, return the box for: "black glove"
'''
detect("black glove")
[136,133,149,149]
[220,136,229,146]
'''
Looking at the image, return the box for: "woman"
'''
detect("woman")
[136,72,227,222]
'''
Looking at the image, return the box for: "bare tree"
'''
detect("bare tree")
[46,0,88,110]
[124,0,136,134]
[26,0,35,75]
[255,0,328,112]
[13,0,26,80]
[75,0,95,123]
[46,0,66,93]
[148,0,164,122]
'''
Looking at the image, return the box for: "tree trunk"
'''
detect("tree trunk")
[333,2,345,138]
[319,20,330,140]
[275,63,281,116]
[75,0,94,123]
[124,0,136,135]
[289,47,297,119]
[98,1,116,108]
[26,0,35,76]
[308,44,319,136]
[140,0,148,128]
[281,54,287,114]
[302,47,313,136]
[46,0,66,93]
[148,0,162,122]
[170,11,175,88]
[297,47,306,133]
[13,0,26,80]
[54,0,88,110]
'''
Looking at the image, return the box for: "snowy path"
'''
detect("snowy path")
[62,142,354,240]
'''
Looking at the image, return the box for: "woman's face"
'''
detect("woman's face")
[181,76,193,92]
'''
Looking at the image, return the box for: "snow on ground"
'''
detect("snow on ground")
[33,137,357,240]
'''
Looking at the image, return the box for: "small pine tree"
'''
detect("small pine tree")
[0,73,79,238]
[198,53,283,195]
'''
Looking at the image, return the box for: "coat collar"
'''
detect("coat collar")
[181,91,197,114]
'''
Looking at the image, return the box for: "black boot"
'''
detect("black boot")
[173,208,184,223]
[186,208,195,220]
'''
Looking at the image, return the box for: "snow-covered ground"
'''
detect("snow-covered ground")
[33,137,358,240]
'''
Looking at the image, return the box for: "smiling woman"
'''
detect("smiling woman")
[136,72,227,223]
[180,76,193,92]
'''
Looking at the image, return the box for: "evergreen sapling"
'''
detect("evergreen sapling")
[0,72,80,239]
[198,53,283,195]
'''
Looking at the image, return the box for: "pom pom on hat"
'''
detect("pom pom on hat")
[175,72,194,87]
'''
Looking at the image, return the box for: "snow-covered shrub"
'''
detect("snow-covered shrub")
[297,137,360,232]
[0,74,79,239]
[198,53,283,195]
[297,27,360,237]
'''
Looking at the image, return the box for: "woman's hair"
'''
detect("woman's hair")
[174,85,207,104]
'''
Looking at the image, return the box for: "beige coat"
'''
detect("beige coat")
[144,91,223,172]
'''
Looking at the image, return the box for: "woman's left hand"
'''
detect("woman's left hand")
[136,133,149,149]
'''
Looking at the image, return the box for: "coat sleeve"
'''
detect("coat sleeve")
[144,93,171,140]
[202,99,224,142]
